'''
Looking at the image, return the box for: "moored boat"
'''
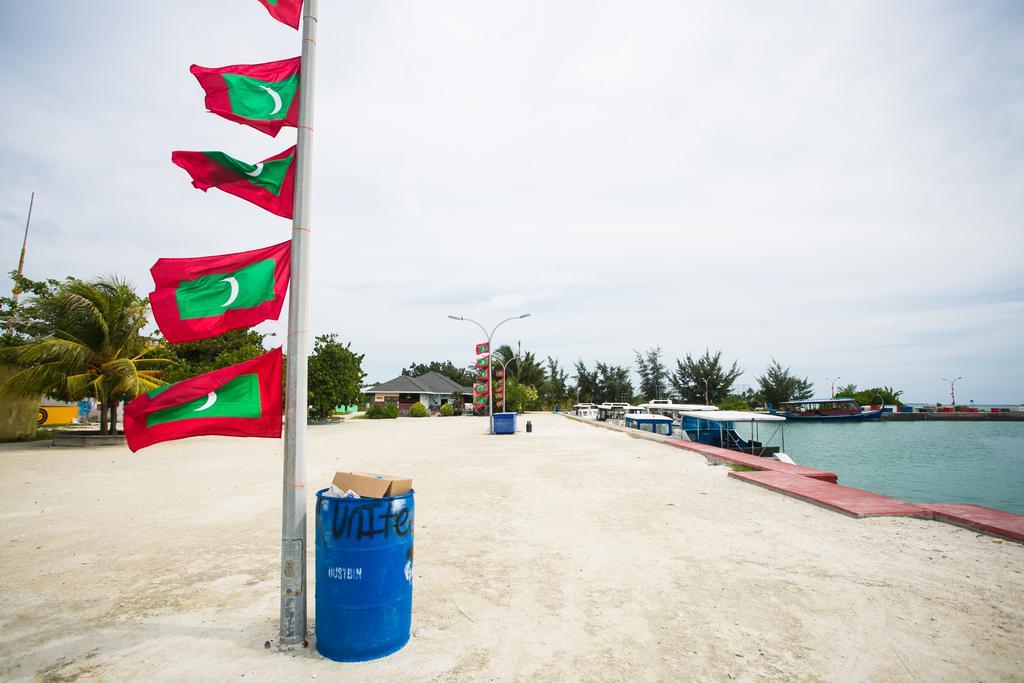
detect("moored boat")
[774,399,883,421]
[680,410,788,458]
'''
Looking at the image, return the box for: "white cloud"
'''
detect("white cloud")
[1,1,1021,402]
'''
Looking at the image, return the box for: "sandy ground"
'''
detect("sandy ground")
[0,413,1022,682]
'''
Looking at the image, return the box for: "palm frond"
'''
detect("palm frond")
[2,337,91,369]
[0,363,75,399]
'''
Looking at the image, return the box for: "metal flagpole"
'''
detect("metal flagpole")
[280,0,317,645]
[6,192,34,336]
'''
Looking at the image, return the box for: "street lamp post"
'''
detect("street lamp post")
[449,314,530,433]
[703,378,709,406]
[941,377,963,406]
[827,377,840,399]
[493,354,519,413]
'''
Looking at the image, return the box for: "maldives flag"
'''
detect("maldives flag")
[474,383,488,396]
[475,357,489,368]
[124,348,283,452]
[256,0,303,29]
[476,342,489,355]
[190,57,300,137]
[149,241,290,344]
[171,146,295,218]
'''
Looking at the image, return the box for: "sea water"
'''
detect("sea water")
[770,421,1024,515]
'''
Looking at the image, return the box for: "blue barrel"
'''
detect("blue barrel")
[315,489,414,662]
[493,412,516,434]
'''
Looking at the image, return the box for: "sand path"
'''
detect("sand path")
[0,413,1021,681]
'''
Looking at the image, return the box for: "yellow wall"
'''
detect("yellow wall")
[38,405,78,426]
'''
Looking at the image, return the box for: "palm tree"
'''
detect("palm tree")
[0,277,170,434]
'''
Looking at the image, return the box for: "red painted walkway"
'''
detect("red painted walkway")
[728,470,932,518]
[564,414,1024,542]
[924,504,1024,543]
[665,439,838,483]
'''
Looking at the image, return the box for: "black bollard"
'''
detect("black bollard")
[526,420,533,433]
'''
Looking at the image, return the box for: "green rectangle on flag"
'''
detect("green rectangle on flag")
[146,374,262,427]
[175,258,276,320]
[222,72,299,121]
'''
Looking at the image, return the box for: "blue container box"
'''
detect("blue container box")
[493,412,516,434]
[315,489,415,662]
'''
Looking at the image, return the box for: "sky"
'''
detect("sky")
[1,1,1022,404]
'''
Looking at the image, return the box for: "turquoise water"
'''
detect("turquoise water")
[764,421,1024,515]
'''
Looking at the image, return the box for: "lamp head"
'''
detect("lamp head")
[519,313,531,319]
[448,315,462,321]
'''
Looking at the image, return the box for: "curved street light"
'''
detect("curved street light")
[492,353,520,413]
[941,376,963,406]
[826,376,841,399]
[448,314,531,433]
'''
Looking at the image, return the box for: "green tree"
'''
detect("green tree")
[505,378,539,413]
[539,356,570,408]
[756,359,814,408]
[493,342,545,386]
[0,275,171,434]
[1,270,63,345]
[634,346,668,401]
[834,384,858,399]
[572,360,598,403]
[670,349,742,404]
[155,329,269,384]
[307,334,366,420]
[595,362,633,403]
[401,360,473,386]
[716,395,752,411]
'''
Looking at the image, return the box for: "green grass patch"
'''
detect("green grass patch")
[728,463,760,472]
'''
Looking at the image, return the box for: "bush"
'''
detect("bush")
[408,403,428,417]
[439,403,454,416]
[366,403,399,419]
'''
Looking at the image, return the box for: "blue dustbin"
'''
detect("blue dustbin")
[492,412,516,434]
[315,489,415,662]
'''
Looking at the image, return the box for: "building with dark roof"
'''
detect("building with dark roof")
[364,372,473,415]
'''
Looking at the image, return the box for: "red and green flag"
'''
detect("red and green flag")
[124,348,283,452]
[190,57,300,137]
[474,383,488,396]
[255,0,303,29]
[172,146,295,219]
[475,357,489,368]
[149,241,290,343]
[476,342,489,355]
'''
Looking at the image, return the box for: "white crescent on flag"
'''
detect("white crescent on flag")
[195,392,218,412]
[220,277,240,307]
[260,85,283,115]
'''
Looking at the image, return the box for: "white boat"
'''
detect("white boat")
[596,402,633,421]
[572,403,600,419]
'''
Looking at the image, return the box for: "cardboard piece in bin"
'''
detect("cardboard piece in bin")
[332,471,412,499]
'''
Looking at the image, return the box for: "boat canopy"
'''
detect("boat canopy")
[640,403,719,412]
[780,399,857,406]
[625,414,672,422]
[680,410,785,422]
